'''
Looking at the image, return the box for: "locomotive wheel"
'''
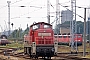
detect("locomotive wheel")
[42,56,45,59]
[30,55,38,59]
[30,55,34,59]
[28,47,32,58]
[43,56,51,59]
[35,55,38,59]
[28,47,31,56]
[47,56,51,59]
[30,55,32,58]
[30,55,33,59]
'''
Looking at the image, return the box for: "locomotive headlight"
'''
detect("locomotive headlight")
[44,30,46,32]
[32,32,33,34]
[78,40,80,41]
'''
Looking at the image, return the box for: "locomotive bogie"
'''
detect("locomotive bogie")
[24,47,30,55]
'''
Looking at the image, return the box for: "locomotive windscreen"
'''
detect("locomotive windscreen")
[32,24,40,30]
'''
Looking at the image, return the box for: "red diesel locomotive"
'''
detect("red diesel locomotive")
[54,34,82,46]
[24,22,58,59]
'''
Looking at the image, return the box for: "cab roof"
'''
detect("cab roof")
[30,22,52,27]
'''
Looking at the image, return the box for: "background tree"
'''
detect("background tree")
[22,24,29,37]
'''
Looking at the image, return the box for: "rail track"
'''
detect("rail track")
[0,47,90,60]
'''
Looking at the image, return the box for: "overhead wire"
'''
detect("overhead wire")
[0,0,24,19]
[11,0,23,5]
[9,0,46,19]
[0,0,39,19]
[0,5,7,10]
[59,4,84,19]
[11,0,37,7]
[0,0,35,17]
[11,6,46,19]
[51,3,85,25]
[11,0,46,19]
[50,1,71,24]
[0,0,23,9]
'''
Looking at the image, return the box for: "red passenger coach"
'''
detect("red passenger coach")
[54,35,70,45]
[54,34,82,46]
[24,22,58,59]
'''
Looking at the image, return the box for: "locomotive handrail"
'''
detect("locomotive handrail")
[24,36,32,44]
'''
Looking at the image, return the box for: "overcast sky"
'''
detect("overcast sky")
[0,0,90,32]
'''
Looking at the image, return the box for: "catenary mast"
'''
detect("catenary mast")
[47,0,50,23]
[7,1,11,36]
[71,0,77,53]
[56,0,60,25]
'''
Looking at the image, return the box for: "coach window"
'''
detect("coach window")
[44,24,50,28]
[33,24,40,30]
[63,36,67,38]
[59,36,62,38]
[78,35,81,38]
[68,36,70,38]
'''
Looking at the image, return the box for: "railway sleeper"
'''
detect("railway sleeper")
[71,51,78,54]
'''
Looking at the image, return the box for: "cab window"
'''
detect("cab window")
[44,24,50,28]
[32,24,40,30]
